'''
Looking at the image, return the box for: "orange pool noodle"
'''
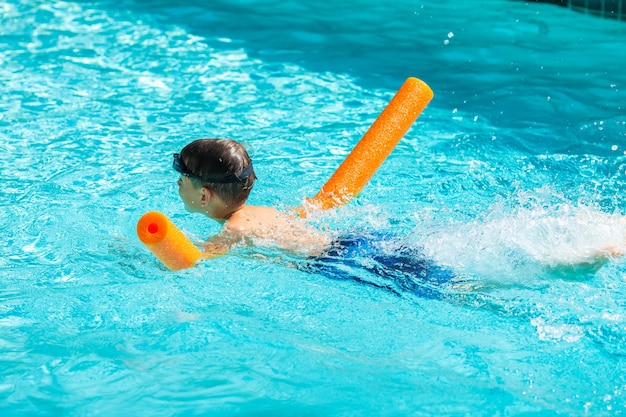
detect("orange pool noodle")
[137,211,202,270]
[306,77,433,211]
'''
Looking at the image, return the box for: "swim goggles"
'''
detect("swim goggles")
[173,153,254,183]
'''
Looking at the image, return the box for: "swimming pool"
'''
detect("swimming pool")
[1,0,626,415]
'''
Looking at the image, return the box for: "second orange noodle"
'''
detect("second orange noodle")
[136,211,202,270]
[307,77,433,210]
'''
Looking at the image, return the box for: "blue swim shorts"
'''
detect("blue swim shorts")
[303,233,454,299]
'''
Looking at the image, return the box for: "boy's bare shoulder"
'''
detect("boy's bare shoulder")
[224,205,288,232]
[224,205,332,254]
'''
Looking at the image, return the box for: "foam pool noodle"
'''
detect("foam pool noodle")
[138,77,433,270]
[304,77,433,212]
[136,211,202,270]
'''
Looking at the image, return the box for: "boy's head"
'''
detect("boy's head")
[174,138,256,212]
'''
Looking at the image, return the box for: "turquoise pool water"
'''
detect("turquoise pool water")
[2,0,626,415]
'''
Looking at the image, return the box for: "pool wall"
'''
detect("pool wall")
[527,0,626,20]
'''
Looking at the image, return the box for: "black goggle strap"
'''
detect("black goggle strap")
[173,153,254,184]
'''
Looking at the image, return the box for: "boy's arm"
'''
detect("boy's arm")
[201,231,242,259]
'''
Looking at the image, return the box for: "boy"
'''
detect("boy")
[173,138,332,257]
[173,138,453,297]
[172,138,620,284]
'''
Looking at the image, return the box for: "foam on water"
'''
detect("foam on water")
[415,194,626,280]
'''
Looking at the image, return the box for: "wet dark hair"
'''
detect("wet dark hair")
[180,138,256,208]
